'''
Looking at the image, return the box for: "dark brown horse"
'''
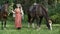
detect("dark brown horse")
[0,1,9,29]
[26,3,52,30]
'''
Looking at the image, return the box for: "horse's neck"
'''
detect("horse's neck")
[5,4,8,8]
[4,4,8,11]
[40,5,47,11]
[40,5,49,18]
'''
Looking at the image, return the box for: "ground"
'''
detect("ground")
[0,19,60,34]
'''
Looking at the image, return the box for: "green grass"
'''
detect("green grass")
[0,20,60,34]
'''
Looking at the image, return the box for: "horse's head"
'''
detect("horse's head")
[3,1,10,11]
[48,19,52,30]
[3,1,10,7]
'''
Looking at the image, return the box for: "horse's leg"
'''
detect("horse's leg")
[1,19,3,30]
[4,19,6,29]
[3,19,6,29]
[28,17,35,28]
[28,17,34,28]
[28,15,32,28]
[36,16,40,29]
[31,17,35,28]
[36,16,41,31]
[38,16,43,27]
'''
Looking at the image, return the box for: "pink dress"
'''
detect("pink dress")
[15,8,22,28]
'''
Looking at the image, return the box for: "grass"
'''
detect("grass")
[0,20,60,34]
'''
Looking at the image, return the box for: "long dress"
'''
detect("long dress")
[15,8,22,28]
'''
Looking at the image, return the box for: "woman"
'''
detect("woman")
[14,4,22,29]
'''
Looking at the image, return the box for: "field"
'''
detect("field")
[0,20,60,34]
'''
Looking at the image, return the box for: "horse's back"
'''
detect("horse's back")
[29,4,43,17]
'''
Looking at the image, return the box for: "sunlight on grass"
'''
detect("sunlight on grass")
[0,24,60,34]
[0,20,60,34]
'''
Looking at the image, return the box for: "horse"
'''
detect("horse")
[0,1,9,29]
[26,3,52,30]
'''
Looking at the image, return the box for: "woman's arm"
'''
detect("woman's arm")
[12,9,15,13]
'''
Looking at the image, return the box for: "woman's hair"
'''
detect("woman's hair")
[13,4,22,10]
[15,4,18,8]
[13,4,16,10]
[16,4,21,8]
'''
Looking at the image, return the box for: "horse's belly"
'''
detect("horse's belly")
[30,13,35,17]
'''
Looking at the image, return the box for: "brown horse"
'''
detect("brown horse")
[26,3,52,30]
[0,1,9,30]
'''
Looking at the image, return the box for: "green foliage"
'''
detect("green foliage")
[48,3,60,24]
[51,13,60,24]
[0,0,60,24]
[8,3,13,13]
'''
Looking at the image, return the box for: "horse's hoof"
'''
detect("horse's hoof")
[4,28,6,30]
[50,28,52,30]
[28,23,30,28]
[32,23,35,28]
[36,28,41,31]
[32,26,35,29]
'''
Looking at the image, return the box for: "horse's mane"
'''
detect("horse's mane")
[40,4,48,12]
[40,4,49,18]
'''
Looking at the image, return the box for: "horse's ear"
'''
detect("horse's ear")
[6,1,9,3]
[5,1,9,4]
